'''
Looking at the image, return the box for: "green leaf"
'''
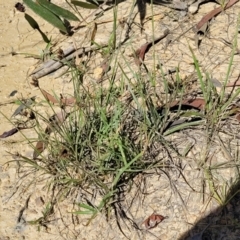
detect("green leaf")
[73,203,97,215]
[71,0,98,9]
[24,13,50,43]
[24,12,39,29]
[23,0,68,33]
[37,0,79,21]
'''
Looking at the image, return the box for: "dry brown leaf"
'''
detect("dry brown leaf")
[60,95,76,106]
[168,98,206,110]
[40,88,76,106]
[0,128,19,138]
[195,0,239,32]
[133,29,170,66]
[226,80,240,87]
[40,88,59,104]
[134,42,149,66]
[33,140,47,159]
[235,113,240,122]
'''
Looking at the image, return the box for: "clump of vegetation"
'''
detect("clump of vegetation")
[3,0,240,237]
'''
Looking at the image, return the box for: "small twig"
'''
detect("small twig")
[30,45,77,75]
[31,44,107,80]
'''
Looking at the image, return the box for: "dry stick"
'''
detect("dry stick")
[30,46,77,75]
[195,0,239,31]
[32,44,107,80]
[31,15,136,80]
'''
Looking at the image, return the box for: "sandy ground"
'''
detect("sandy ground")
[1,0,240,239]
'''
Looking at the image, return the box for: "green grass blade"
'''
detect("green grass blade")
[74,203,97,215]
[112,152,143,187]
[189,46,207,102]
[163,120,205,136]
[71,0,98,9]
[37,0,79,21]
[23,0,68,33]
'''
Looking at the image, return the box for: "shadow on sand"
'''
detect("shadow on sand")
[179,178,240,240]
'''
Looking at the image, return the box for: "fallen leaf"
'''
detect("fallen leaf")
[0,128,19,138]
[226,80,240,87]
[235,113,240,122]
[133,29,170,66]
[40,89,59,104]
[33,140,48,159]
[195,0,239,32]
[168,98,206,110]
[40,88,76,106]
[143,213,165,229]
[61,96,76,106]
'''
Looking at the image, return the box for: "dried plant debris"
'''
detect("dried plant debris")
[133,29,170,66]
[137,0,147,31]
[195,0,239,32]
[0,128,19,138]
[33,111,69,159]
[15,2,25,12]
[193,0,239,47]
[40,88,77,107]
[142,213,166,229]
[166,98,206,110]
[0,123,33,138]
[11,97,36,118]
[31,44,107,80]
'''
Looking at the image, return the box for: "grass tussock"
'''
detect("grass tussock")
[3,3,240,237]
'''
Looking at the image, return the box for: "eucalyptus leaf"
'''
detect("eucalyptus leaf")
[24,12,39,29]
[37,0,79,21]
[23,0,68,33]
[71,0,99,9]
[24,13,50,43]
